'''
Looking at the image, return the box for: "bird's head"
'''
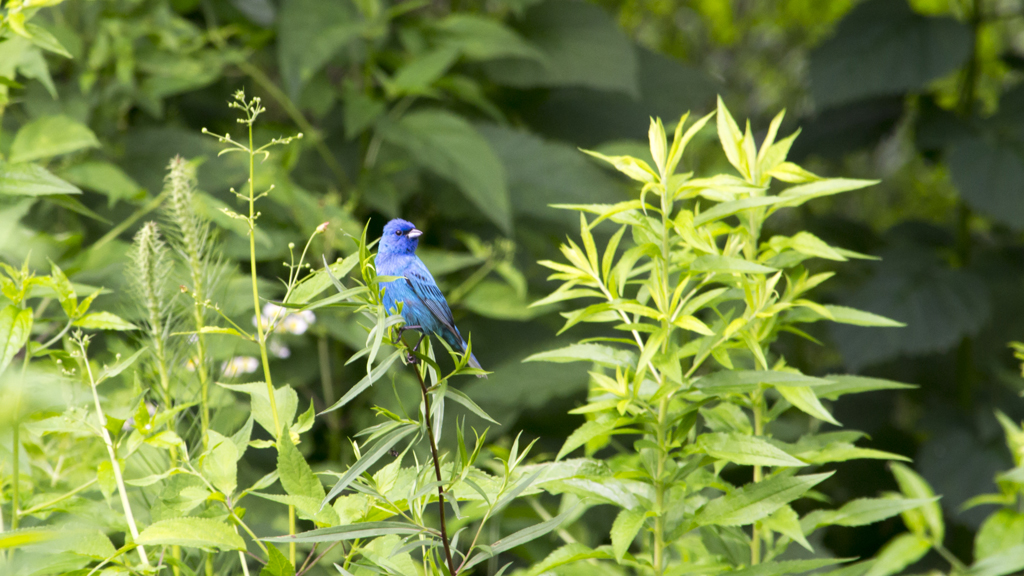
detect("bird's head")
[379,218,423,255]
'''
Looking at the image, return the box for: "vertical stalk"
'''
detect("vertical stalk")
[750,391,764,565]
[246,120,281,436]
[289,505,297,565]
[652,396,669,575]
[413,366,456,576]
[78,341,150,567]
[10,421,19,531]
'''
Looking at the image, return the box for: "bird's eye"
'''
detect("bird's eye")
[395,230,403,236]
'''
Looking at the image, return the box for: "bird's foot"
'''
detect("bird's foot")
[406,351,418,364]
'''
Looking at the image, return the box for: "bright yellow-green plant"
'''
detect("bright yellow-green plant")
[523,99,931,575]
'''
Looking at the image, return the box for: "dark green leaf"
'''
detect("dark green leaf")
[0,161,81,197]
[382,110,511,232]
[9,115,100,163]
[694,472,833,526]
[809,0,971,109]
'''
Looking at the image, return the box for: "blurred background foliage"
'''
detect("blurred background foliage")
[2,0,1024,571]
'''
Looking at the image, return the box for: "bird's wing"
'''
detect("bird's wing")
[403,258,462,344]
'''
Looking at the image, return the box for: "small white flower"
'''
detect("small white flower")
[185,358,198,372]
[221,356,259,377]
[282,315,309,334]
[269,340,291,359]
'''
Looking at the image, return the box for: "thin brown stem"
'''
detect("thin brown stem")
[413,365,457,576]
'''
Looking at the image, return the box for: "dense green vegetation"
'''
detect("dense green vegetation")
[2,0,1024,575]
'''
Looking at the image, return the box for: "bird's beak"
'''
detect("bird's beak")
[407,228,423,239]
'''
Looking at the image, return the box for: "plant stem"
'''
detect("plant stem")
[18,477,97,517]
[413,365,456,576]
[652,396,669,575]
[751,390,764,565]
[79,341,150,567]
[10,419,19,531]
[289,504,297,565]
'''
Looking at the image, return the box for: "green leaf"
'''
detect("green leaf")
[761,505,812,551]
[250,492,339,526]
[96,348,148,384]
[60,161,143,207]
[461,505,577,572]
[287,255,359,305]
[383,110,511,233]
[790,304,903,328]
[321,350,402,415]
[0,305,32,376]
[694,432,806,467]
[557,418,629,461]
[522,543,611,576]
[802,497,939,532]
[611,508,645,562]
[218,382,298,440]
[813,375,915,400]
[0,161,81,196]
[201,430,239,496]
[136,518,245,551]
[775,385,839,425]
[23,23,72,58]
[387,47,460,96]
[810,0,971,110]
[524,343,634,370]
[694,196,781,227]
[321,424,418,507]
[694,370,833,394]
[47,260,76,318]
[969,544,1024,576]
[890,463,943,542]
[777,178,878,207]
[0,528,53,550]
[9,115,100,164]
[73,312,138,331]
[277,0,362,98]
[691,255,777,275]
[445,386,499,424]
[260,545,296,576]
[694,472,833,526]
[863,533,932,576]
[435,15,545,62]
[483,2,638,96]
[264,521,423,544]
[278,432,325,501]
[729,558,849,576]
[976,510,1024,561]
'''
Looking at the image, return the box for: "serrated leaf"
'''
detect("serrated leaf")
[611,508,645,561]
[524,343,634,370]
[694,370,833,394]
[278,432,325,501]
[0,161,81,196]
[201,430,239,496]
[890,463,943,542]
[264,521,423,543]
[136,518,245,551]
[692,255,777,275]
[0,305,32,376]
[73,312,138,331]
[321,424,417,507]
[694,472,833,526]
[694,432,806,467]
[863,533,931,576]
[776,385,840,425]
[9,115,100,164]
[261,544,296,576]
[218,382,298,440]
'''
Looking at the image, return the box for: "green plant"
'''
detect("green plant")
[523,100,929,575]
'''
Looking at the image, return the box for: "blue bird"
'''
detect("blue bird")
[375,219,485,377]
